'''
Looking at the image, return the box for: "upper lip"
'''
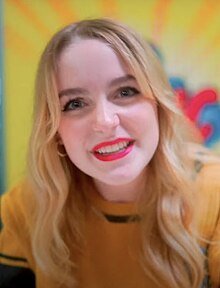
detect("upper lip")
[92,138,134,152]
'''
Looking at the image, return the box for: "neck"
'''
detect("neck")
[93,170,147,203]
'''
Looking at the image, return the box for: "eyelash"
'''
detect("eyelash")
[62,97,86,112]
[61,87,140,112]
[117,87,140,98]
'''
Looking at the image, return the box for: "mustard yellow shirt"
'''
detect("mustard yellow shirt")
[0,162,220,287]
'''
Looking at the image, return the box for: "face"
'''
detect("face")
[57,39,159,199]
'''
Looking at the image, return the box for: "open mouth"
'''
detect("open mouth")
[92,139,135,161]
[94,140,133,155]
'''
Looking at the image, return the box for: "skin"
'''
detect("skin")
[57,39,159,202]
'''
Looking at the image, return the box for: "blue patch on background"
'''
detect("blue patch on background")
[198,103,220,147]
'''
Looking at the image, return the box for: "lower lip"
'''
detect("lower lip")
[93,143,134,162]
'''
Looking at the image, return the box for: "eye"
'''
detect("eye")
[62,98,87,112]
[118,87,140,98]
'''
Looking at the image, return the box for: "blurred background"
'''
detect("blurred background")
[0,0,220,194]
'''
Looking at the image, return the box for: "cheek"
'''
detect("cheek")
[136,105,159,151]
[143,102,158,126]
[58,119,79,147]
[146,106,159,140]
[125,103,159,136]
[58,118,91,152]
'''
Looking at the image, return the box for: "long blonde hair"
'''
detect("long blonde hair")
[28,18,204,287]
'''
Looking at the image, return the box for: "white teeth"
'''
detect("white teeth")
[111,143,119,151]
[96,141,131,154]
[100,148,105,153]
[106,146,111,153]
[119,142,124,149]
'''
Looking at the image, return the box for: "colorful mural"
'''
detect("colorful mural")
[1,0,220,192]
[172,79,220,148]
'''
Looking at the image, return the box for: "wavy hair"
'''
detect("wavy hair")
[28,18,204,287]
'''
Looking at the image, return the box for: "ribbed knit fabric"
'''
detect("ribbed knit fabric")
[77,187,157,288]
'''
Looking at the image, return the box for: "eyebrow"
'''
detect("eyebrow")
[108,74,136,87]
[58,87,87,98]
[58,74,136,98]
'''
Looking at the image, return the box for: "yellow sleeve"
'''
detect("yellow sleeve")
[0,183,35,287]
[194,162,220,288]
[208,216,220,288]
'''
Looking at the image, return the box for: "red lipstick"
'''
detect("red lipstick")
[92,138,134,162]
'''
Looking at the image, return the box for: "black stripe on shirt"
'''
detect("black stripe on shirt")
[0,253,27,263]
[103,213,141,223]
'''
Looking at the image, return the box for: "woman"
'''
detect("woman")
[1,18,220,288]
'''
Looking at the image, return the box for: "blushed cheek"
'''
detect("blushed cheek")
[58,120,90,153]
[57,121,73,146]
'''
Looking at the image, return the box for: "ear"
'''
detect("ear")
[55,132,63,145]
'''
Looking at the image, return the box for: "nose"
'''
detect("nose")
[92,100,120,133]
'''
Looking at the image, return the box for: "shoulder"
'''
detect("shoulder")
[1,181,35,229]
[0,182,36,286]
[193,160,220,241]
[194,160,220,217]
[0,181,36,257]
[0,180,36,243]
[205,163,220,288]
[188,157,220,287]
[193,160,220,287]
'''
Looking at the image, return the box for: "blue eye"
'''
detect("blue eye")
[62,98,86,112]
[119,87,139,98]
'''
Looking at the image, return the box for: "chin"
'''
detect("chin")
[98,172,142,186]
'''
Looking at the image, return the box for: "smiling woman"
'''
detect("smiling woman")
[57,38,159,199]
[0,18,220,288]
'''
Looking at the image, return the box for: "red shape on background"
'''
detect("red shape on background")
[200,124,213,139]
[186,89,217,121]
[175,88,218,141]
[176,88,218,121]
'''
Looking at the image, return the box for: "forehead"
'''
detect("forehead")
[58,38,126,66]
[57,39,131,85]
